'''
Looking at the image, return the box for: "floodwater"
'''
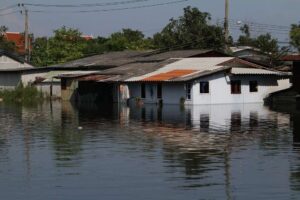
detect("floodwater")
[0,101,300,200]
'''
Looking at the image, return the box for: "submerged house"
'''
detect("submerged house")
[125,57,291,105]
[58,52,291,105]
[0,50,49,90]
[57,49,229,102]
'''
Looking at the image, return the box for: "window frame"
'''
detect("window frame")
[141,83,146,98]
[157,83,162,99]
[186,83,192,100]
[200,81,209,94]
[249,81,258,93]
[231,80,241,94]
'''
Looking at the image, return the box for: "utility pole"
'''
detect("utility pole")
[19,4,30,61]
[224,0,229,49]
[24,8,29,61]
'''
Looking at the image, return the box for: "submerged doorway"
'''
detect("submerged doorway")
[77,81,115,103]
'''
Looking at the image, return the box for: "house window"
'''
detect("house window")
[200,81,209,93]
[141,83,146,98]
[231,80,241,94]
[157,83,162,99]
[249,81,258,92]
[61,79,67,90]
[186,83,192,100]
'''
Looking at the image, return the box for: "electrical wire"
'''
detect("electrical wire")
[28,0,190,13]
[0,10,19,16]
[0,4,18,12]
[23,0,154,8]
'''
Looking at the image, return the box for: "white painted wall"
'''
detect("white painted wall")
[190,72,291,105]
[0,55,33,69]
[126,72,291,105]
[21,71,47,86]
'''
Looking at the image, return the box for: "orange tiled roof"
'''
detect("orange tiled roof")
[143,69,197,81]
[4,32,32,54]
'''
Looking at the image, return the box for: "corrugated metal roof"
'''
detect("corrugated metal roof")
[127,57,233,82]
[55,71,98,78]
[230,67,290,75]
[281,55,300,61]
[142,70,197,81]
[78,74,119,82]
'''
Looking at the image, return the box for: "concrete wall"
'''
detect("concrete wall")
[21,71,47,86]
[61,79,78,101]
[36,82,61,98]
[0,73,21,90]
[128,82,185,105]
[126,72,291,105]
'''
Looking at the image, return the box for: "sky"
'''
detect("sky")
[0,0,299,43]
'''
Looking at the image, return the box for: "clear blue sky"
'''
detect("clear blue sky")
[0,0,299,42]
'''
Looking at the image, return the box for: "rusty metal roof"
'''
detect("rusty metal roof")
[143,70,197,81]
[78,74,120,82]
[281,55,300,61]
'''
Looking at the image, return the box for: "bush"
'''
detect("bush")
[0,83,44,104]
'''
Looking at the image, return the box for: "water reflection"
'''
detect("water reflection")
[0,101,299,199]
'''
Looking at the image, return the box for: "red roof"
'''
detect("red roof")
[81,35,93,41]
[143,70,197,81]
[281,55,300,61]
[4,32,32,54]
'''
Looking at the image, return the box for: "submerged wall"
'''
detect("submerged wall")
[126,72,291,105]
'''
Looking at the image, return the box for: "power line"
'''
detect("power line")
[23,0,154,8]
[0,10,19,16]
[0,4,18,12]
[28,0,190,14]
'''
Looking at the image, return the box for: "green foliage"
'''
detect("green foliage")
[0,83,44,104]
[237,24,254,46]
[290,24,300,52]
[0,26,16,52]
[104,29,154,51]
[31,26,87,66]
[153,6,225,50]
[31,27,155,66]
[237,24,282,64]
[254,33,279,55]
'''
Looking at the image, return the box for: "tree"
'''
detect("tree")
[31,37,49,66]
[290,23,300,52]
[254,33,279,55]
[237,24,254,46]
[104,28,154,51]
[0,26,16,52]
[153,6,225,50]
[31,26,87,66]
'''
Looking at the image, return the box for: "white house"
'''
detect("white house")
[0,50,48,90]
[124,57,291,105]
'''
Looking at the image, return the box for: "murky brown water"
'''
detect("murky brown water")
[0,101,299,200]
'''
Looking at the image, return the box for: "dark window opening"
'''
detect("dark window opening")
[157,84,162,99]
[61,79,67,90]
[249,81,258,92]
[231,80,241,94]
[200,81,209,93]
[186,83,192,100]
[141,83,146,98]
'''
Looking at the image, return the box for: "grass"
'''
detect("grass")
[0,83,45,105]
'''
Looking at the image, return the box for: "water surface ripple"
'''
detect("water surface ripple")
[0,102,299,200]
